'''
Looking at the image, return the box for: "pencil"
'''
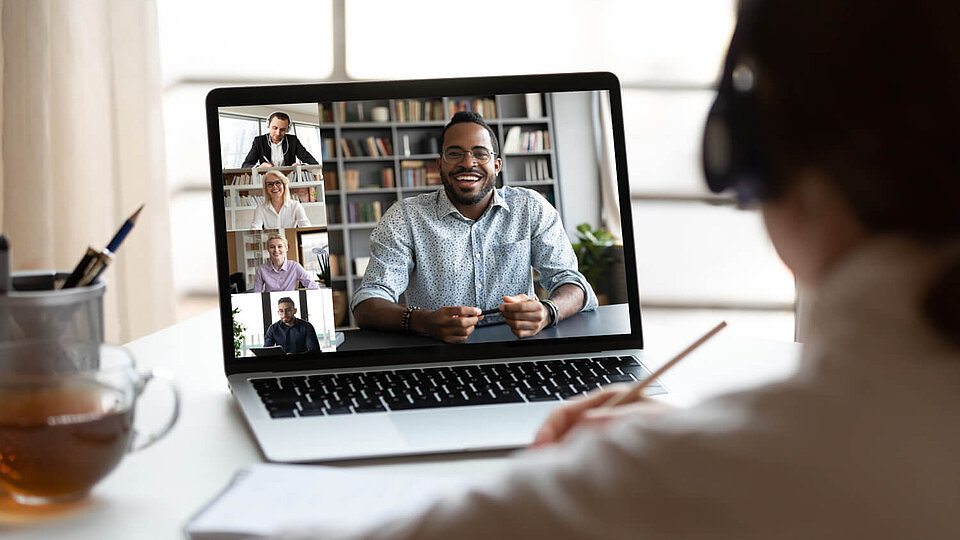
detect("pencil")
[0,235,10,294]
[600,321,728,409]
[106,204,144,253]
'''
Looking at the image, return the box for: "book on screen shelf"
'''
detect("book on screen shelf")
[327,203,341,224]
[525,93,544,118]
[318,104,335,123]
[340,137,393,158]
[522,159,551,181]
[293,169,321,183]
[347,201,383,224]
[503,127,551,153]
[354,256,371,277]
[382,167,395,188]
[448,98,497,119]
[224,172,253,185]
[324,171,338,190]
[328,253,344,277]
[394,99,445,122]
[290,187,317,203]
[343,170,360,191]
[322,139,337,160]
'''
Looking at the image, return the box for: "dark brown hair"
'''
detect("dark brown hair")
[746,0,960,345]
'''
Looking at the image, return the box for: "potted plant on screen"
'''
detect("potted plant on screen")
[232,307,245,357]
[313,246,331,288]
[572,223,617,305]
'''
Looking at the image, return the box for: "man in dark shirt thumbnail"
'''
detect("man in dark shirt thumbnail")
[264,297,321,354]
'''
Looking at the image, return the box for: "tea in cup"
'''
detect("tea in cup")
[0,341,179,505]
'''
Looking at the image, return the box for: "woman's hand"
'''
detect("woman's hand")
[531,385,671,447]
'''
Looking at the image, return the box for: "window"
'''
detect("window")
[159,0,796,340]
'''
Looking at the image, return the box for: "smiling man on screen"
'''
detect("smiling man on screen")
[351,111,597,343]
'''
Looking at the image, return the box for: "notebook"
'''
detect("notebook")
[205,72,655,461]
[185,463,463,539]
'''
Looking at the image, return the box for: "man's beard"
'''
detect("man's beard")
[440,168,495,206]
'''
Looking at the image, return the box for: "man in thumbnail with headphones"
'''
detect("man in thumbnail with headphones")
[241,111,320,168]
[350,111,597,343]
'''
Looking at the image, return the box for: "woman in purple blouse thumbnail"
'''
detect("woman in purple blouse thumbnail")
[252,234,319,293]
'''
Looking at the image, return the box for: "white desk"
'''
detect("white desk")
[1,310,801,539]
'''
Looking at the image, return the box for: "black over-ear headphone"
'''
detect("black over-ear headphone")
[702,0,775,204]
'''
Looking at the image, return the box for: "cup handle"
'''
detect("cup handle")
[129,369,181,452]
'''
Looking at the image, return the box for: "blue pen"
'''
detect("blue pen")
[106,204,144,253]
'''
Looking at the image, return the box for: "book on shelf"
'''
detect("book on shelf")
[425,162,440,185]
[327,203,341,224]
[224,172,253,185]
[325,171,338,190]
[340,137,393,158]
[502,127,551,153]
[448,97,497,118]
[354,256,370,277]
[399,160,425,187]
[343,170,360,191]
[347,201,383,224]
[322,139,336,160]
[293,169,321,183]
[328,254,344,277]
[393,99,444,122]
[521,158,551,181]
[318,104,334,123]
[382,167,395,188]
[525,93,544,118]
[290,187,317,203]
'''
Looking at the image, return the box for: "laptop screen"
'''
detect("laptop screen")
[206,73,642,373]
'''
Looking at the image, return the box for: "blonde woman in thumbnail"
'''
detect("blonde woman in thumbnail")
[250,170,311,229]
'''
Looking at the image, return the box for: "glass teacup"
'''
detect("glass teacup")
[0,341,179,505]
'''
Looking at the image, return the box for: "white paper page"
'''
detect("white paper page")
[186,463,463,539]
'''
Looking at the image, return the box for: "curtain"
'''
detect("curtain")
[594,90,622,240]
[1,0,174,342]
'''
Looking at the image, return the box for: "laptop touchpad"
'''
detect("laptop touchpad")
[390,403,558,450]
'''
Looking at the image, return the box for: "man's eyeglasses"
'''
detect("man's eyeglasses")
[441,148,496,164]
[265,181,283,188]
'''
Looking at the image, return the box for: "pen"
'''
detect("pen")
[0,235,10,294]
[78,249,115,288]
[600,321,728,409]
[480,308,500,316]
[61,247,100,289]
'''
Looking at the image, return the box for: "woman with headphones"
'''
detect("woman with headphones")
[273,1,959,538]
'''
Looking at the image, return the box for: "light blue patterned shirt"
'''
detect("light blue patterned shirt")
[351,186,598,314]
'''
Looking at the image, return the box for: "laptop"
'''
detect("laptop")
[205,72,655,462]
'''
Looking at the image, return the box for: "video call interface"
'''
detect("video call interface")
[218,89,631,360]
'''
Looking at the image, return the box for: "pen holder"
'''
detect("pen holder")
[0,271,105,349]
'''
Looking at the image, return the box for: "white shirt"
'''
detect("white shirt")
[272,236,960,540]
[269,137,285,167]
[250,199,310,229]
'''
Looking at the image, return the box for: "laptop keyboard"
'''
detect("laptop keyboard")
[251,355,664,419]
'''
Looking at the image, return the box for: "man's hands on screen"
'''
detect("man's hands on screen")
[421,306,483,343]
[500,294,549,338]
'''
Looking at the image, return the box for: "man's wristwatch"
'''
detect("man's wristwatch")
[540,299,559,328]
[401,305,419,334]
